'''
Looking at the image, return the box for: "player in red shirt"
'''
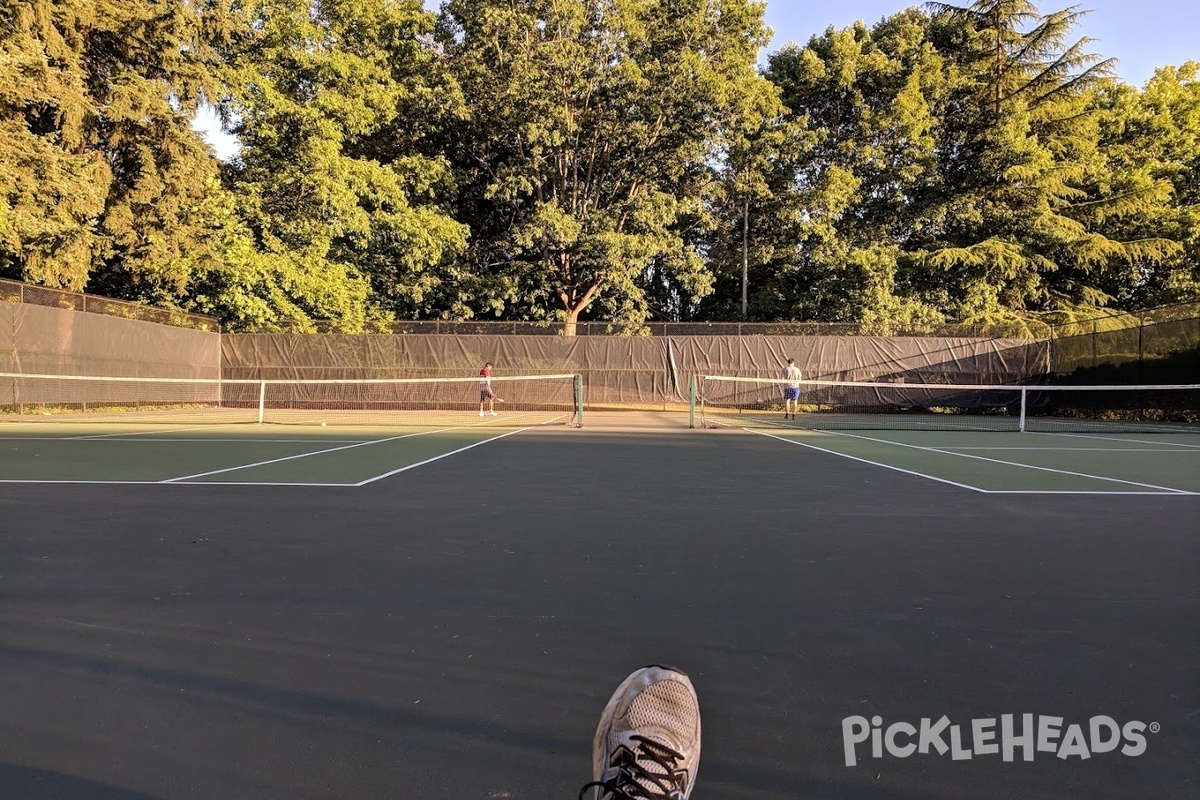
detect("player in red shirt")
[478,362,496,416]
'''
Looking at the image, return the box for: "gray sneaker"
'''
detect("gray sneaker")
[579,665,701,800]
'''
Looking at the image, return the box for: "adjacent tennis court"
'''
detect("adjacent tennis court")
[739,427,1200,494]
[0,419,565,486]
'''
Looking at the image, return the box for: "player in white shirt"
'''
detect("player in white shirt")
[781,357,802,420]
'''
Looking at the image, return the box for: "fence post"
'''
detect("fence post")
[1138,322,1144,383]
[574,374,584,427]
[688,375,697,428]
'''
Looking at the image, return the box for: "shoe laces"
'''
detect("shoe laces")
[578,735,689,800]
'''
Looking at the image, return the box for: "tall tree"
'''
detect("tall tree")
[1082,63,1200,308]
[220,0,468,331]
[725,9,952,331]
[440,0,773,334]
[736,2,1184,330]
[917,0,1178,321]
[0,0,230,297]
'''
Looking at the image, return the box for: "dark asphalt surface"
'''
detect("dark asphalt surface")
[1,429,1196,799]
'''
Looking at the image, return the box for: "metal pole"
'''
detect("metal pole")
[741,198,749,320]
[574,374,584,428]
[689,375,697,429]
[1137,322,1144,383]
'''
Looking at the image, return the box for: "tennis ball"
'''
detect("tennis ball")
[320,422,327,427]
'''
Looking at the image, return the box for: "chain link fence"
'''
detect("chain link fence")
[0,277,219,333]
[325,319,1032,338]
[1048,301,1200,382]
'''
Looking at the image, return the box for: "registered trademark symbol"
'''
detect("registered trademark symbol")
[1149,722,1161,733]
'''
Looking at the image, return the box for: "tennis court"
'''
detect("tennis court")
[2,408,1197,800]
[2,414,1196,493]
[0,419,568,486]
[736,427,1200,494]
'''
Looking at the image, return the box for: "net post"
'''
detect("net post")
[689,375,697,428]
[574,374,584,427]
[257,380,266,424]
[1019,387,1027,432]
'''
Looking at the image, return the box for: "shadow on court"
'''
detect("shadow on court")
[0,764,167,800]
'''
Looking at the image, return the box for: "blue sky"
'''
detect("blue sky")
[763,1,1197,85]
[196,1,1198,159]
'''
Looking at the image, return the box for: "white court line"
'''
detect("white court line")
[935,447,1197,452]
[355,427,534,486]
[745,429,989,493]
[0,479,165,485]
[0,436,373,444]
[67,424,235,440]
[160,427,462,483]
[985,490,1198,496]
[0,413,555,443]
[1030,431,1200,450]
[820,430,1192,494]
[0,479,355,487]
[0,414,570,486]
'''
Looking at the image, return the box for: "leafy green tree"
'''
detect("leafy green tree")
[917,0,1178,322]
[440,0,773,334]
[738,2,1184,330]
[1083,63,1199,308]
[0,0,229,297]
[220,0,468,331]
[726,9,951,331]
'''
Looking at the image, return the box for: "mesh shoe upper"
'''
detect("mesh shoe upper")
[581,665,701,800]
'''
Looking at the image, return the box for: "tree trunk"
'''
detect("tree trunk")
[561,282,600,336]
[563,306,580,337]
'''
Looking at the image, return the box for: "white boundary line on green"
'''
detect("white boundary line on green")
[68,424,234,440]
[984,490,1199,495]
[0,414,568,486]
[354,426,538,486]
[0,479,356,487]
[933,446,1198,452]
[0,436,374,443]
[750,428,1199,496]
[745,429,989,493]
[1032,431,1200,450]
[819,429,1192,494]
[160,427,464,483]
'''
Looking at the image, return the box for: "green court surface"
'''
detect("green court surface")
[1,415,1196,493]
[742,427,1200,494]
[0,421,541,486]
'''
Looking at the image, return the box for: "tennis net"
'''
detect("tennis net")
[692,376,1200,433]
[0,372,584,427]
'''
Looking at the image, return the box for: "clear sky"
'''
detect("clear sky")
[195,0,1198,160]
